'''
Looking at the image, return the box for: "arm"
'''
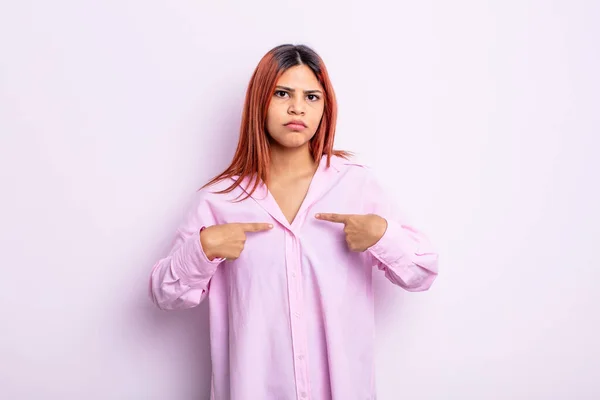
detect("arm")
[149,191,224,310]
[364,172,439,291]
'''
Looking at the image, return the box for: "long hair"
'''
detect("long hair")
[203,44,350,199]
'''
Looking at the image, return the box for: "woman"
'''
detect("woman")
[149,44,438,400]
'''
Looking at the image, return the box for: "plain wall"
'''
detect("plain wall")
[1,0,598,399]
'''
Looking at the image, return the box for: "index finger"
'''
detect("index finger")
[239,222,274,232]
[315,213,351,224]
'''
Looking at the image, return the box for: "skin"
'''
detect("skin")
[265,64,326,224]
[265,64,325,153]
[315,213,387,252]
[200,64,388,260]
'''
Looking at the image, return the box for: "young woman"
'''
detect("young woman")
[149,44,439,400]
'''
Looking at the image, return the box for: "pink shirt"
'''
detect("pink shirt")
[149,155,439,400]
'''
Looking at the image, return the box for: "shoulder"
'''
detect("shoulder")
[329,154,375,181]
[330,153,369,169]
[330,154,393,199]
[193,178,242,206]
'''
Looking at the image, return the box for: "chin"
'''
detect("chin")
[278,140,309,149]
[272,132,313,149]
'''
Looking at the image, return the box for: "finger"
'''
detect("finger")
[240,222,274,232]
[315,213,350,224]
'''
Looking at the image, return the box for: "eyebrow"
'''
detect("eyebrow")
[275,85,323,94]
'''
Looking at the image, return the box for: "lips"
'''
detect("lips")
[285,120,307,127]
[285,120,307,130]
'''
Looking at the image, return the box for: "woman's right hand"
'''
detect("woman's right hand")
[199,222,273,261]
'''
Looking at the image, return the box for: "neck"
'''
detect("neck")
[269,143,318,179]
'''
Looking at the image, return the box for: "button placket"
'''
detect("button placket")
[286,230,311,399]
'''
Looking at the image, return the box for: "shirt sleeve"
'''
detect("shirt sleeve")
[149,190,225,310]
[362,170,439,291]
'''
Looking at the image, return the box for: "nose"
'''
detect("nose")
[288,96,305,115]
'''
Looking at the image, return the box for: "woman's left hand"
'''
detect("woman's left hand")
[315,213,388,252]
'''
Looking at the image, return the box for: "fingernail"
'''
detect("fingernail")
[315,214,320,218]
[268,224,273,228]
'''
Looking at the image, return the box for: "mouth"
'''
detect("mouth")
[284,120,307,130]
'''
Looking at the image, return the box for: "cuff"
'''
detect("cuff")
[175,228,223,286]
[367,219,418,267]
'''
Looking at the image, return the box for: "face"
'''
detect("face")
[265,64,325,150]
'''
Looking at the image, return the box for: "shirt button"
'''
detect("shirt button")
[297,354,304,360]
[300,392,307,398]
[295,312,300,318]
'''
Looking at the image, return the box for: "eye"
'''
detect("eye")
[307,94,320,102]
[274,90,289,98]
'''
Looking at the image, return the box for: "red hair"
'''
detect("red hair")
[203,44,350,199]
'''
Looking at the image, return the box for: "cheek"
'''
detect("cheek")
[266,107,286,140]
[310,106,325,126]
[265,108,277,129]
[267,104,284,125]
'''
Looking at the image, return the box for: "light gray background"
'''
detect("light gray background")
[1,1,598,399]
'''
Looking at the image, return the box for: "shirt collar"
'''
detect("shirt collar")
[229,154,354,230]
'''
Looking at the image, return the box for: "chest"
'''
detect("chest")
[213,185,371,302]
[268,176,313,225]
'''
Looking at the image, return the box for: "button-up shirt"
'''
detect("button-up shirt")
[149,155,439,400]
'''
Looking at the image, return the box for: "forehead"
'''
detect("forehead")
[276,65,323,90]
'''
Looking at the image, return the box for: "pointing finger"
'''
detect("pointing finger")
[315,213,350,224]
[240,223,273,232]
